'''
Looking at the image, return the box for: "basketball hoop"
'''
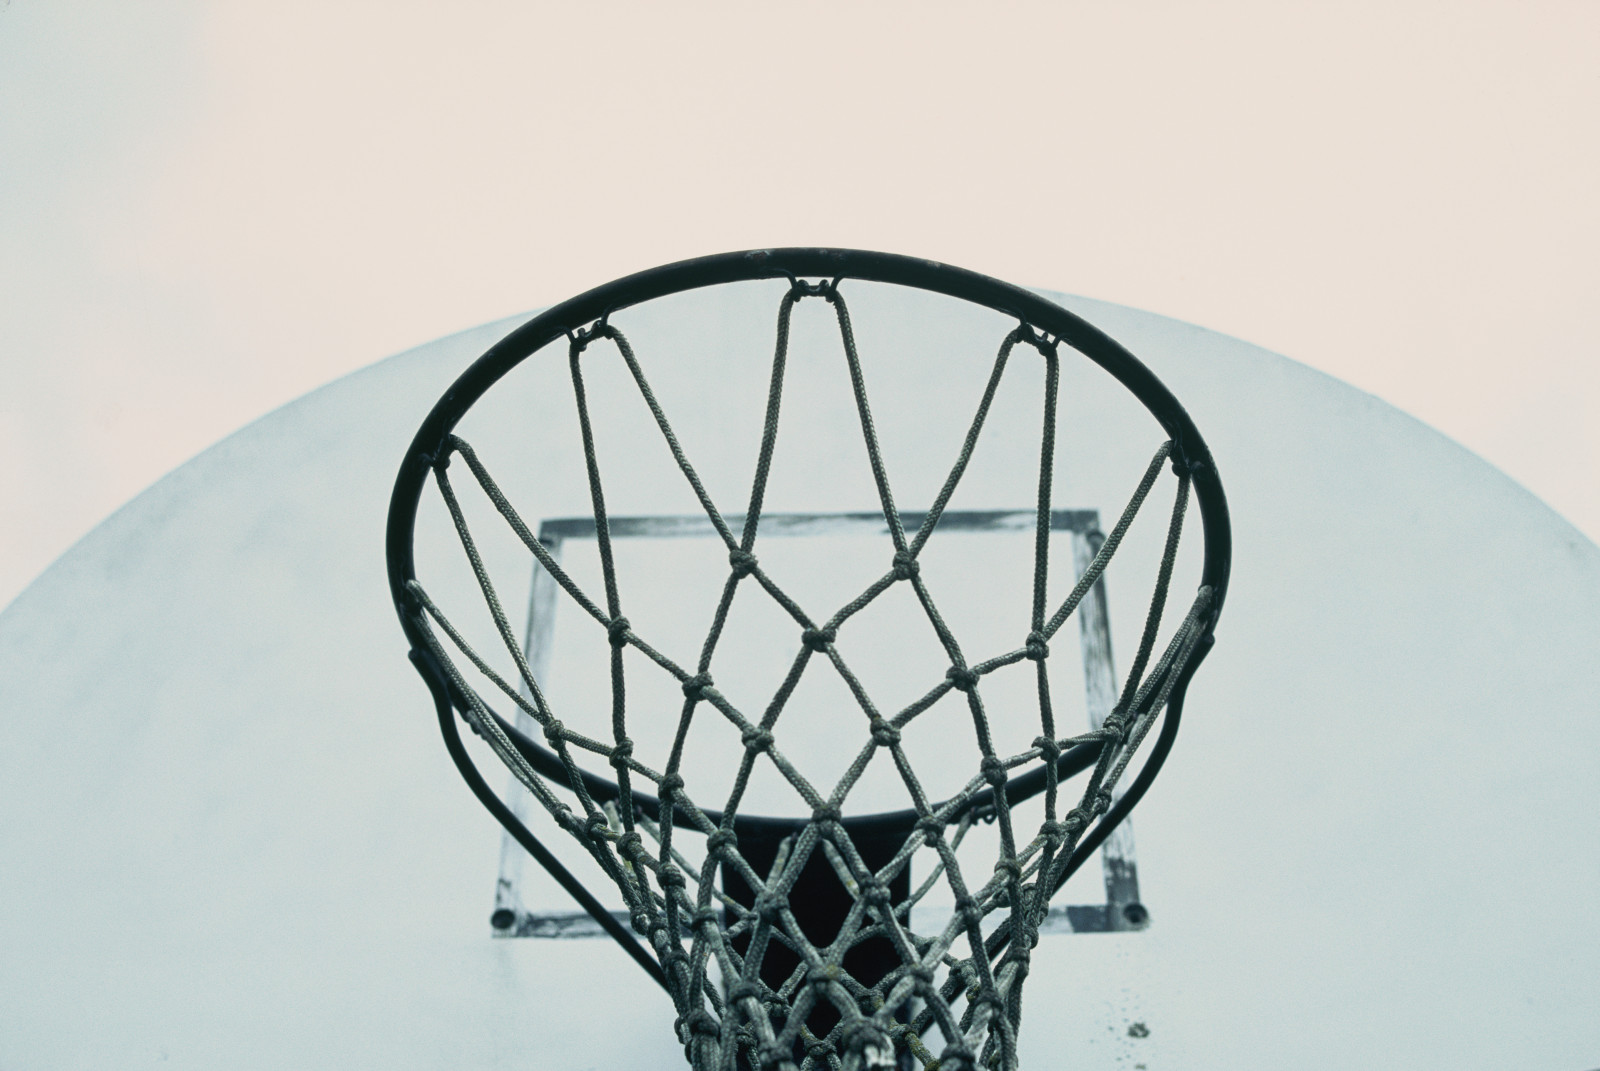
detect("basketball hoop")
[386,249,1230,1070]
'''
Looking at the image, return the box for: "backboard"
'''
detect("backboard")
[1,261,1596,1069]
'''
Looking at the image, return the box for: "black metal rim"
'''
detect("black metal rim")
[384,246,1232,912]
[388,248,1230,614]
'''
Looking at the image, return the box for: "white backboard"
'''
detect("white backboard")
[1,274,1596,1070]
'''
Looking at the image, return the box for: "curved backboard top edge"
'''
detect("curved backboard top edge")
[1049,289,1600,556]
[0,312,532,620]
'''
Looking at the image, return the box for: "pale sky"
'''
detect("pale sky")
[2,0,1596,609]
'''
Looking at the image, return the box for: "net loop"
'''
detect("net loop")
[784,274,839,300]
[566,314,612,352]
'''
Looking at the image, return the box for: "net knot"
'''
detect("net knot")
[860,879,892,908]
[916,814,945,846]
[1039,819,1065,845]
[754,892,784,923]
[583,811,611,838]
[659,772,685,796]
[938,1043,978,1071]
[993,857,1022,881]
[606,615,631,648]
[811,802,842,825]
[1093,789,1113,815]
[607,737,634,769]
[657,864,686,890]
[800,626,836,652]
[839,1020,890,1058]
[630,909,651,935]
[726,978,763,1005]
[551,803,577,833]
[946,665,980,693]
[805,1037,836,1061]
[980,755,1008,788]
[1014,911,1040,951]
[1025,630,1050,661]
[728,548,758,578]
[681,673,713,700]
[869,717,901,746]
[1063,808,1089,832]
[616,830,645,859]
[905,962,936,985]
[705,829,736,857]
[541,718,565,744]
[741,726,774,752]
[1100,713,1127,742]
[805,965,840,993]
[955,896,984,930]
[692,906,720,929]
[891,550,920,581]
[1011,943,1034,971]
[677,1009,720,1039]
[973,990,1005,1014]
[1033,735,1061,765]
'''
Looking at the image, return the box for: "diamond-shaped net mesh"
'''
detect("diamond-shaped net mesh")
[401,279,1215,1070]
